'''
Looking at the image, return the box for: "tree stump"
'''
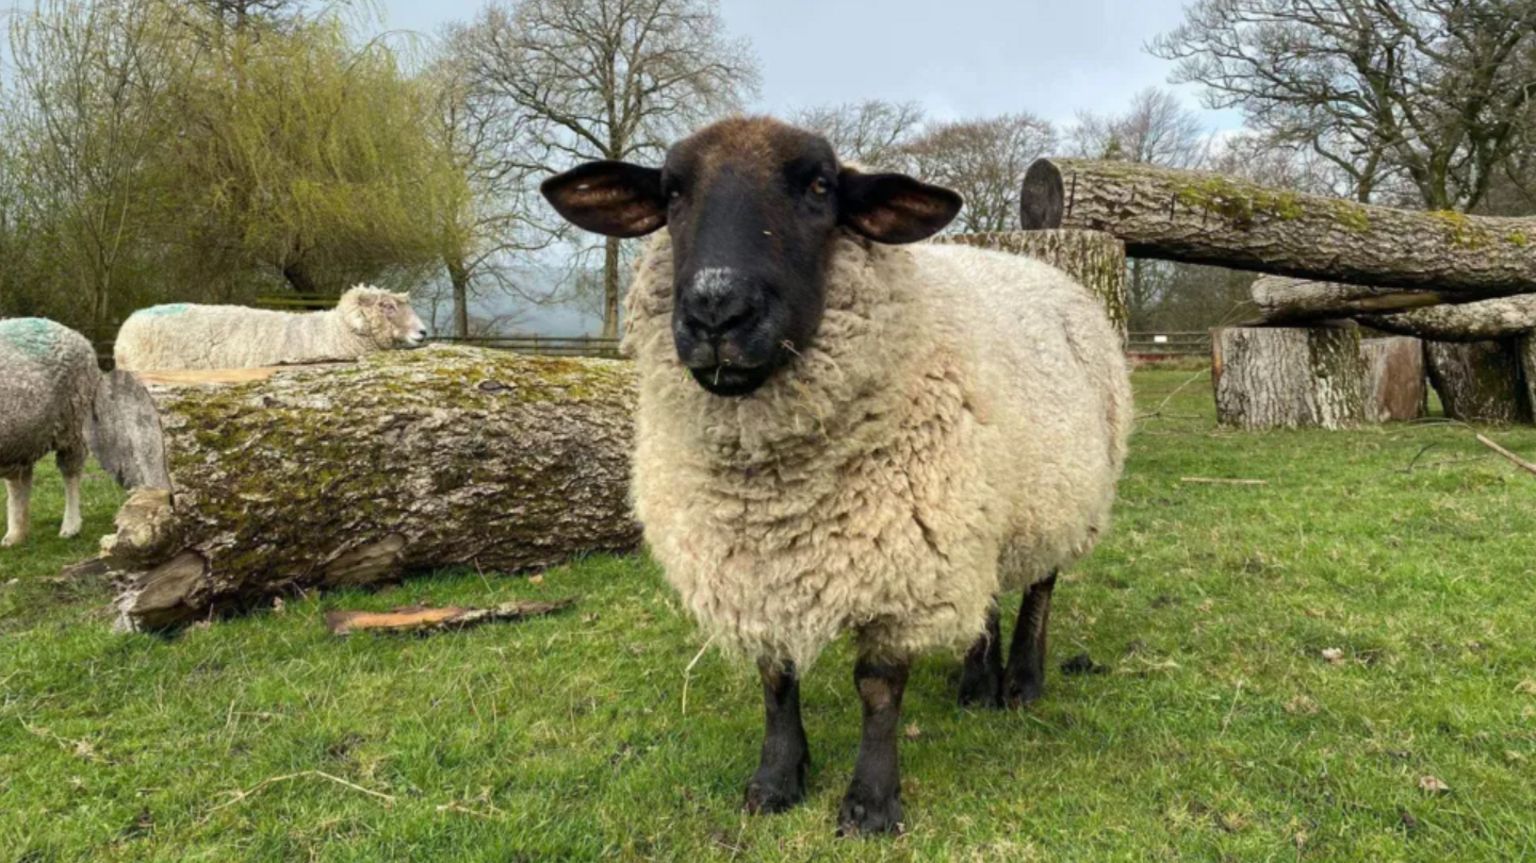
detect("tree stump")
[1425,341,1531,423]
[88,346,640,631]
[1211,326,1367,430]
[939,229,1128,339]
[1361,337,1426,422]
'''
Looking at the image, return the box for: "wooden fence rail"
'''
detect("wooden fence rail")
[1125,331,1211,358]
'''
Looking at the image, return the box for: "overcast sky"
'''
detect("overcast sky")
[379,0,1243,132]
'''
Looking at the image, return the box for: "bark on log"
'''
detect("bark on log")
[938,229,1129,339]
[1361,337,1427,422]
[1425,341,1531,424]
[88,346,639,631]
[1357,293,1536,342]
[1522,337,1536,418]
[1025,158,1536,296]
[1251,275,1449,324]
[1211,326,1367,430]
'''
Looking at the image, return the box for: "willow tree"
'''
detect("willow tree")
[457,0,758,338]
[5,0,189,332]
[163,9,459,298]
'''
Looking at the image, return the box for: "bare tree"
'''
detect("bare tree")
[457,0,759,338]
[1152,0,1536,211]
[901,114,1057,234]
[1071,87,1208,168]
[430,30,565,338]
[1070,88,1213,328]
[794,99,924,169]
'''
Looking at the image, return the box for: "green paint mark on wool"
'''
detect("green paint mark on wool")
[139,303,192,318]
[0,318,61,359]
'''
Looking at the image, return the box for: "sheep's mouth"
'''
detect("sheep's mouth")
[691,363,773,397]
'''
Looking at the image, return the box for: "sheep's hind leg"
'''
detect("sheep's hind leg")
[57,448,86,539]
[1003,572,1057,709]
[3,466,34,548]
[958,604,1003,708]
[744,658,810,814]
[837,655,909,836]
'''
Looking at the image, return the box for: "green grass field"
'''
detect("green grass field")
[3,369,1535,861]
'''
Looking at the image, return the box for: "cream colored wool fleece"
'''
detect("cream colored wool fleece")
[0,318,97,477]
[114,286,412,371]
[624,231,1132,667]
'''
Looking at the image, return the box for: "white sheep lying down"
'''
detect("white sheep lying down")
[541,116,1131,835]
[113,285,427,371]
[0,318,100,547]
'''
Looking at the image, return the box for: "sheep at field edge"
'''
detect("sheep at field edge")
[541,116,1132,836]
[0,318,101,547]
[113,285,428,371]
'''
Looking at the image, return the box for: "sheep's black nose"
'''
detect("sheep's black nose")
[675,268,765,369]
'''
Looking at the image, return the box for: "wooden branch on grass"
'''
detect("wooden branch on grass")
[1475,435,1536,478]
[324,599,575,635]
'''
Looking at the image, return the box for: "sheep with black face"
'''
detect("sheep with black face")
[543,116,1131,836]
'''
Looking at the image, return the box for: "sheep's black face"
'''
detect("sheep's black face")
[541,117,962,398]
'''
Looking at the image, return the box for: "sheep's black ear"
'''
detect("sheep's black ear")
[838,169,962,244]
[541,161,666,238]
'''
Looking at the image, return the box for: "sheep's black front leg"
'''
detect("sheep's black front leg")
[958,604,1003,707]
[837,656,909,836]
[744,659,809,814]
[1004,572,1057,708]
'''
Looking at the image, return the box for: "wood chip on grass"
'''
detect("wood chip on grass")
[324,599,575,635]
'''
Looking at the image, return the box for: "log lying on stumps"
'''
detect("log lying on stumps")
[1425,341,1532,424]
[938,230,1128,338]
[1023,157,1536,296]
[1211,326,1367,430]
[1251,275,1449,324]
[1357,293,1536,342]
[1361,337,1426,422]
[87,346,639,631]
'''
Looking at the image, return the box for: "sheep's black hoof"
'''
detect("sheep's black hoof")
[744,757,807,814]
[957,667,1003,709]
[744,773,805,815]
[1004,677,1044,710]
[836,785,904,837]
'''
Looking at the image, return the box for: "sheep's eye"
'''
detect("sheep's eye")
[809,177,831,197]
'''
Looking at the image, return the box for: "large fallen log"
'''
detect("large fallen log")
[1357,294,1536,342]
[87,346,639,631]
[938,230,1128,338]
[1251,275,1449,324]
[1361,337,1426,422]
[1211,326,1367,430]
[1022,158,1536,297]
[1424,341,1531,424]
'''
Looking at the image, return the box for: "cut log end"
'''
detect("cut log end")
[1020,158,1065,230]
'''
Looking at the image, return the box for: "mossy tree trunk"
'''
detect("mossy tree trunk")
[1023,158,1536,297]
[1425,341,1531,423]
[1211,326,1367,430]
[89,346,640,631]
[1361,337,1426,422]
[939,229,1129,340]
